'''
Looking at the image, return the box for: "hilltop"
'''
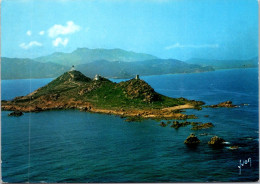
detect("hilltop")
[1,70,204,120]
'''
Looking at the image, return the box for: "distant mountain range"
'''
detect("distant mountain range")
[186,57,258,69]
[2,57,69,80]
[2,48,257,80]
[77,59,214,78]
[35,48,158,66]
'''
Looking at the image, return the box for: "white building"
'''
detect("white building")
[70,65,75,71]
[94,74,100,80]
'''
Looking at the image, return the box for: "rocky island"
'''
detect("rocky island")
[2,70,205,120]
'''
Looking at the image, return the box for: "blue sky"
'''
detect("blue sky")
[1,0,258,60]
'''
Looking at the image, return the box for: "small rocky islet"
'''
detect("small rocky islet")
[184,133,200,144]
[205,101,238,108]
[159,118,238,148]
[184,134,229,147]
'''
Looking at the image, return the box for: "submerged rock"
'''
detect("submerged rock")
[191,122,200,126]
[191,122,214,130]
[125,116,144,122]
[8,111,24,117]
[160,122,167,127]
[184,133,200,144]
[208,136,225,145]
[171,121,191,129]
[171,121,180,128]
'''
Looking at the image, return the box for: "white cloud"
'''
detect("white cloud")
[26,30,32,36]
[48,21,81,38]
[19,41,42,49]
[52,37,69,47]
[165,43,219,50]
[39,31,45,35]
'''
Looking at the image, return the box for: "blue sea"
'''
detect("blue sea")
[1,68,259,182]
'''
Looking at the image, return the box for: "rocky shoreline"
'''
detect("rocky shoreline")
[2,101,200,121]
[3,100,238,121]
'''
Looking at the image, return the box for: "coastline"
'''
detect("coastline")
[1,102,198,120]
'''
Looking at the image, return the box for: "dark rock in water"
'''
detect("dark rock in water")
[191,122,214,130]
[167,121,171,124]
[184,133,200,144]
[125,116,144,122]
[182,121,191,126]
[208,136,225,145]
[171,121,191,129]
[8,111,24,117]
[206,101,238,108]
[160,122,167,127]
[191,122,200,126]
[204,115,209,117]
[171,121,180,128]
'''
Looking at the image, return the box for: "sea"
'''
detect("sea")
[1,68,259,182]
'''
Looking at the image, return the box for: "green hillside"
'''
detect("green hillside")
[2,70,204,117]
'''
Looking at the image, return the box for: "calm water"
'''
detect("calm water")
[1,68,259,182]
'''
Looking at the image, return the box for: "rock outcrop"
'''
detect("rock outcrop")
[171,121,191,129]
[184,133,200,144]
[8,111,24,117]
[207,101,237,108]
[160,122,167,127]
[191,122,214,130]
[208,136,225,145]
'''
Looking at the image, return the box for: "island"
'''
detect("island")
[1,70,205,120]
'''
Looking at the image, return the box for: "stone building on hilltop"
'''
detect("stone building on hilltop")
[94,74,101,81]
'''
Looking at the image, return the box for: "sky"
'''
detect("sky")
[1,0,258,60]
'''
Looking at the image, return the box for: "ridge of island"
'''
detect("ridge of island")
[1,70,205,120]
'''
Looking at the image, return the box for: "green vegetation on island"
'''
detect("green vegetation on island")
[1,70,205,120]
